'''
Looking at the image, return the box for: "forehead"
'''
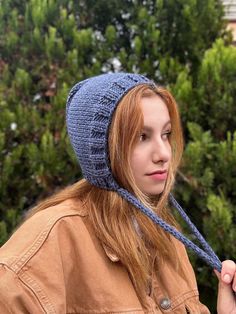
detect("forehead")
[140,95,170,126]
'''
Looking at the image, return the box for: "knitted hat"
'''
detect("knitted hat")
[66,72,221,272]
[66,73,154,190]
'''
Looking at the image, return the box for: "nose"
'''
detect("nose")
[152,138,171,164]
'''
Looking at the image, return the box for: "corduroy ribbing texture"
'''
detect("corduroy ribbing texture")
[66,72,222,272]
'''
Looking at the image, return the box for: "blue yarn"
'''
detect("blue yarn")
[117,188,222,272]
[66,72,222,273]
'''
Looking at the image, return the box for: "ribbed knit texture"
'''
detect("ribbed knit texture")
[66,72,222,272]
[67,73,153,189]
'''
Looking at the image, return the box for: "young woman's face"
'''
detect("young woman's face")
[130,95,172,196]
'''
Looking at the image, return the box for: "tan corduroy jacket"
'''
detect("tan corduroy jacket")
[0,198,210,314]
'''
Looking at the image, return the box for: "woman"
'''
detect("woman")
[0,73,235,313]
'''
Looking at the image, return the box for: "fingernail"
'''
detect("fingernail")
[223,274,231,283]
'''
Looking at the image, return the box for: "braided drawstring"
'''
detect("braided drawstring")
[169,194,221,269]
[117,188,222,272]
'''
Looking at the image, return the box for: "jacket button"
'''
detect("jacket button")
[159,297,171,310]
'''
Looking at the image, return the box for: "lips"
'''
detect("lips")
[146,170,168,181]
[147,170,167,176]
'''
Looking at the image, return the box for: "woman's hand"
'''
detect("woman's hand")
[215,260,236,314]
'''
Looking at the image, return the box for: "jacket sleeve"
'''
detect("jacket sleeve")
[0,264,44,313]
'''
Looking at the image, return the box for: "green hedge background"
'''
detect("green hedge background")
[0,0,236,311]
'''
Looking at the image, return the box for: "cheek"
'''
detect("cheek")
[130,149,144,174]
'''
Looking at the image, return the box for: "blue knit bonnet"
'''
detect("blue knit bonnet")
[66,72,221,272]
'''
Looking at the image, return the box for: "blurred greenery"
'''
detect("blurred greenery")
[0,0,235,312]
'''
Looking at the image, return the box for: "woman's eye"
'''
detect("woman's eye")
[162,130,172,139]
[139,133,147,141]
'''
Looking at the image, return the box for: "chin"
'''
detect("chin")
[148,185,165,195]
[144,189,165,197]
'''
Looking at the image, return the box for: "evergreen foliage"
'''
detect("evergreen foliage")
[0,0,235,311]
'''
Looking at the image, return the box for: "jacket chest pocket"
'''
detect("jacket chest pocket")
[153,293,209,313]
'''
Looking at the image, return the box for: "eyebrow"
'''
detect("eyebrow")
[142,120,171,132]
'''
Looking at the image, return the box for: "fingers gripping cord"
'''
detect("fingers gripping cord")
[117,188,222,273]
